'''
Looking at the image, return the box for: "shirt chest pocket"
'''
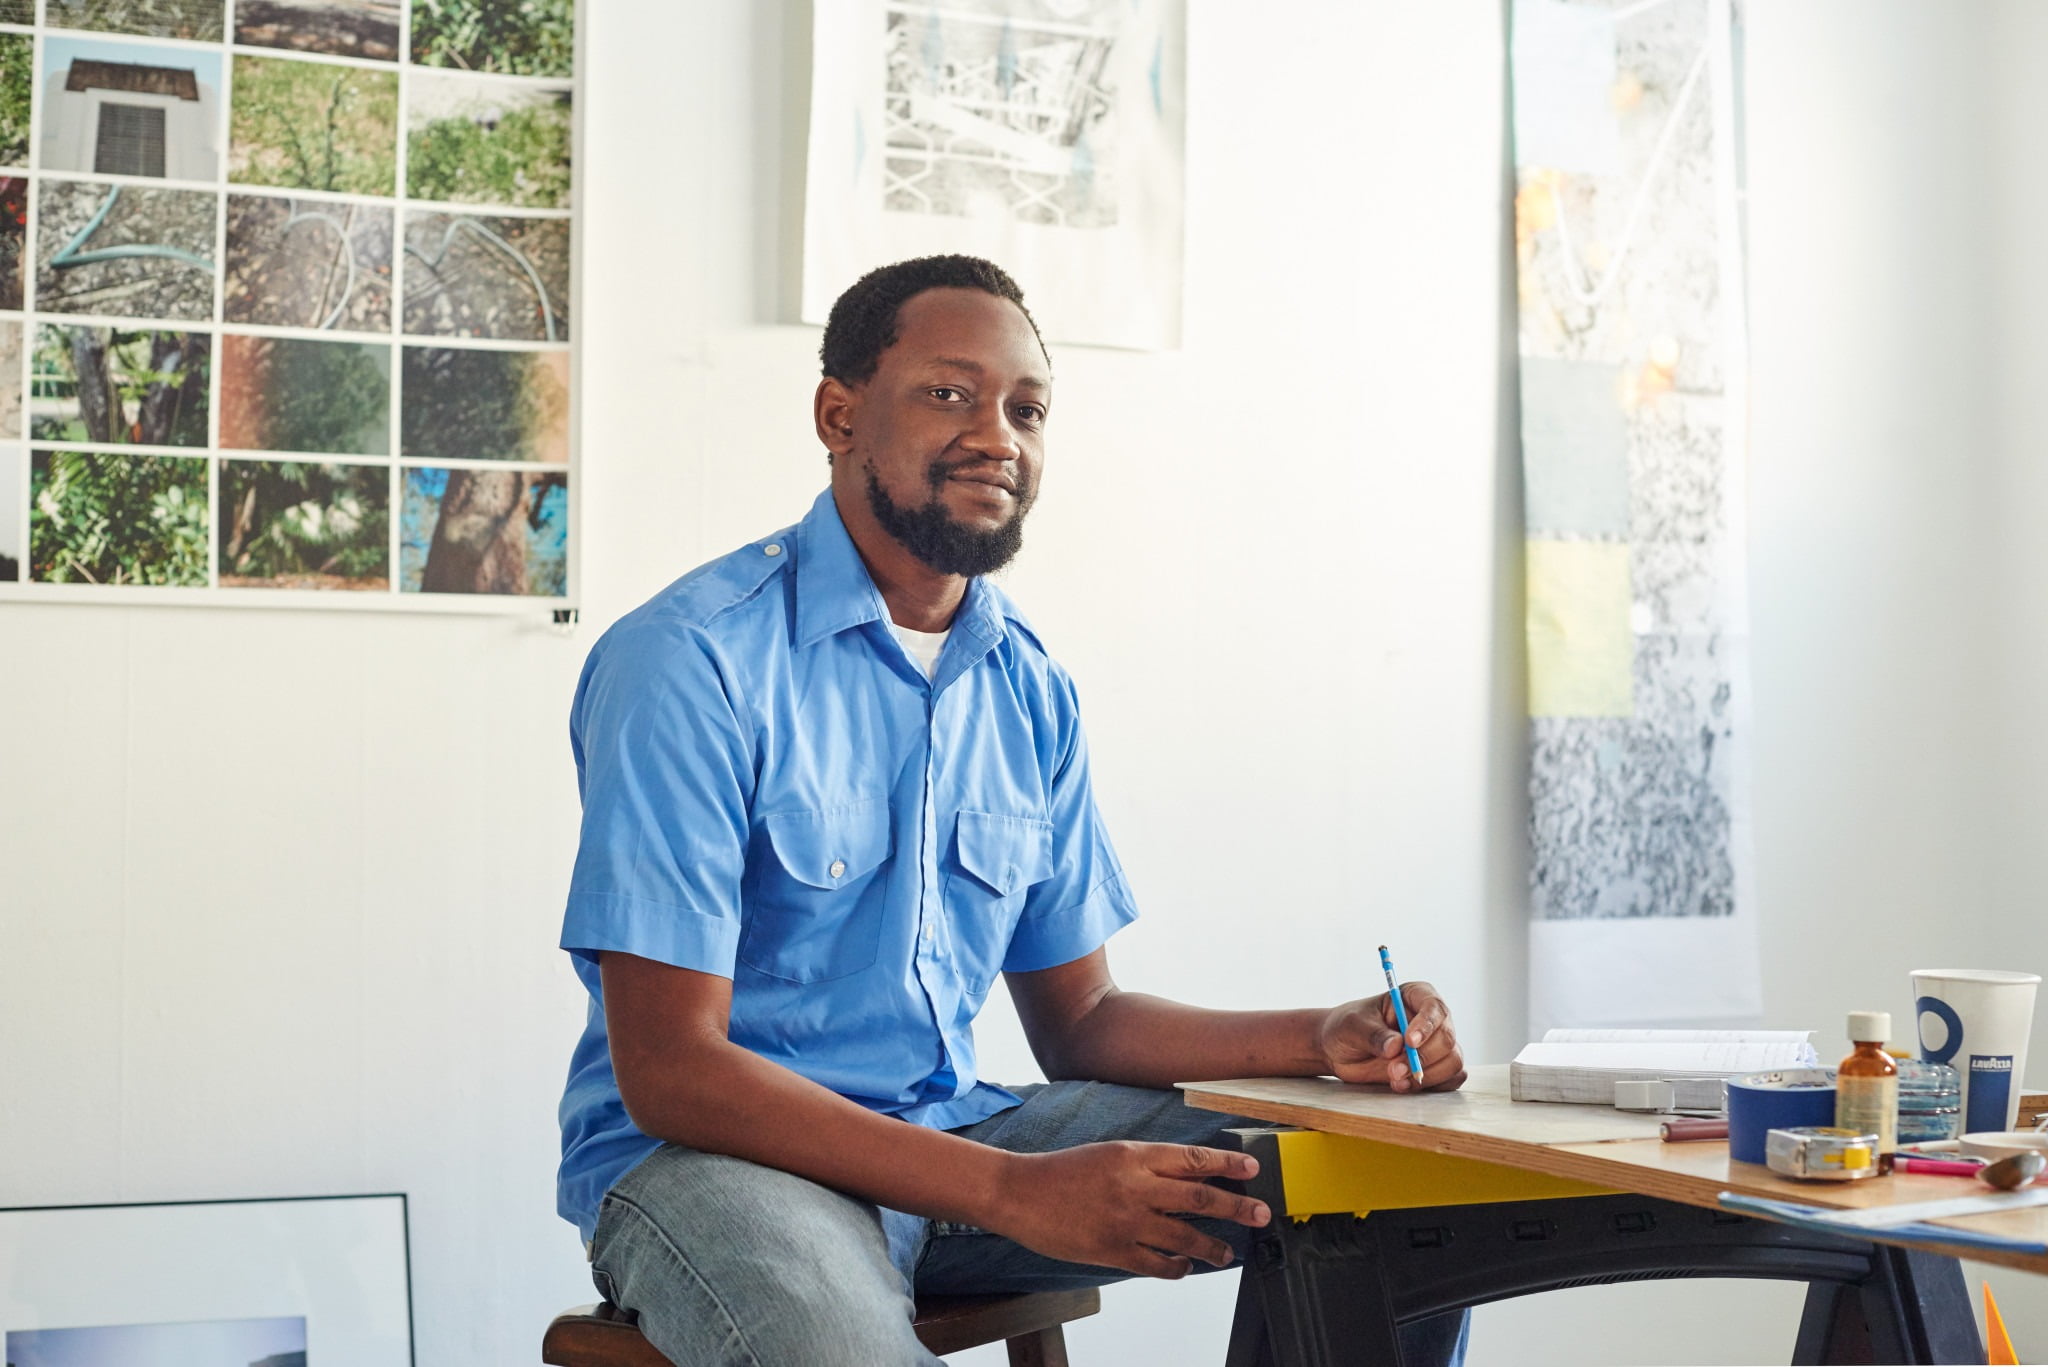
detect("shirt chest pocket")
[943,810,1053,995]
[740,799,894,984]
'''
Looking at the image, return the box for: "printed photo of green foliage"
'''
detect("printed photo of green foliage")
[30,325,211,447]
[45,0,223,40]
[401,345,567,464]
[406,73,570,209]
[220,459,389,589]
[410,0,573,77]
[30,447,209,585]
[0,34,30,168]
[229,54,398,195]
[221,333,391,455]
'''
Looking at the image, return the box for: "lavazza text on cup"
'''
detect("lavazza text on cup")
[1910,968,2041,1134]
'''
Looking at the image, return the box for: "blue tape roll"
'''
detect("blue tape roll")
[1725,1069,1838,1164]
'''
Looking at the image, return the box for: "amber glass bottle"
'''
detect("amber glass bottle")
[1836,1010,1899,1169]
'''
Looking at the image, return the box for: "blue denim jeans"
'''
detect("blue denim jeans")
[590,1081,1471,1366]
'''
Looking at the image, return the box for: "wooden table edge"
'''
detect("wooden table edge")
[1181,1085,2048,1277]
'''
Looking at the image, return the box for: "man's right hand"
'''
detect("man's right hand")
[986,1141,1271,1279]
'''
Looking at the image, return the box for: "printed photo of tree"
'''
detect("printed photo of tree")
[0,178,23,311]
[401,345,567,464]
[235,0,400,63]
[220,333,391,455]
[219,459,389,589]
[0,33,30,168]
[410,0,573,77]
[403,210,569,341]
[45,0,223,41]
[0,446,21,581]
[406,72,570,209]
[35,179,217,321]
[229,53,398,196]
[30,447,208,585]
[0,321,19,438]
[29,324,211,446]
[226,193,392,331]
[402,465,565,595]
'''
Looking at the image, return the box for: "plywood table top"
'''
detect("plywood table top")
[1181,1066,2048,1277]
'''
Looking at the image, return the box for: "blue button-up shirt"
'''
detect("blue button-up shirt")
[556,489,1139,1240]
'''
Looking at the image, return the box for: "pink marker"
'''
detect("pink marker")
[1892,1156,1986,1177]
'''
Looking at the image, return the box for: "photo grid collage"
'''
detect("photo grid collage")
[0,0,574,602]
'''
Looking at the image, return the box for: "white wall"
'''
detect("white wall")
[0,2,2041,1364]
[1744,0,2003,1068]
[1992,2,2048,1087]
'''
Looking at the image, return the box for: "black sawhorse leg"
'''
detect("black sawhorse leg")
[1790,1244,1984,1365]
[1223,1134,1982,1366]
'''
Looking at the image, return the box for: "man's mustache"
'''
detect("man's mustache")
[926,461,1031,500]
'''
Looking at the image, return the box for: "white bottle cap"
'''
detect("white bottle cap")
[1847,1010,1891,1043]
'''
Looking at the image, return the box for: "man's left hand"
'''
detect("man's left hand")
[1317,983,1466,1093]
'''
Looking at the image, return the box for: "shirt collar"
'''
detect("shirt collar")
[793,487,1008,659]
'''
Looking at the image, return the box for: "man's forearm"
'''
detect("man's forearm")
[1036,988,1334,1088]
[624,1035,1016,1228]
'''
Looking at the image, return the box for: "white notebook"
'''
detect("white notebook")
[1509,1028,1820,1105]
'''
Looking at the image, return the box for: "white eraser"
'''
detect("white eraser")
[1614,1080,1676,1112]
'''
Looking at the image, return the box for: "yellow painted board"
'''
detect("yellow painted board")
[1278,1130,1613,1217]
[1525,538,1634,718]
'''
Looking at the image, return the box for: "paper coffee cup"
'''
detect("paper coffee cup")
[1911,968,2040,1133]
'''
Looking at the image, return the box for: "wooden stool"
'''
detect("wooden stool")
[542,1288,1100,1366]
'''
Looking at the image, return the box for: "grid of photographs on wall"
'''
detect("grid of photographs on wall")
[0,0,575,605]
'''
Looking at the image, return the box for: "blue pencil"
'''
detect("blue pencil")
[1378,945,1426,1085]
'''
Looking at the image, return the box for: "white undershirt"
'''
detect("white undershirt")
[889,622,950,678]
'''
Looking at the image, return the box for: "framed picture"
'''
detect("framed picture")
[0,1194,413,1366]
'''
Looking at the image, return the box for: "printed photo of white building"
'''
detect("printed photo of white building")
[39,36,221,181]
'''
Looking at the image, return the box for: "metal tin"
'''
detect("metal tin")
[1765,1125,1882,1181]
[1725,1068,1838,1164]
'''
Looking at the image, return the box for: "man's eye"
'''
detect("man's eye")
[930,387,966,402]
[1014,406,1045,425]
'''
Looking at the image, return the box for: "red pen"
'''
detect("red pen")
[1660,1118,1729,1142]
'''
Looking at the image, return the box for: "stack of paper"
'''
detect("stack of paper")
[1510,1028,1819,1105]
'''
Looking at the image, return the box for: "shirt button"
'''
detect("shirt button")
[922,923,935,941]
[763,543,782,556]
[828,859,846,878]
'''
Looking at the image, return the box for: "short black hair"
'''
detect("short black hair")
[819,254,1048,385]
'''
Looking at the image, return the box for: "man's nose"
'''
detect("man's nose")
[961,407,1023,460]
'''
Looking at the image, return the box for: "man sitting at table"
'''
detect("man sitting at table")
[555,254,1470,1366]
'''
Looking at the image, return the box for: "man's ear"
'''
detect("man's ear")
[815,378,858,462]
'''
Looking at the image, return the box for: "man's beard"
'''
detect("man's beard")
[864,462,1033,577]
